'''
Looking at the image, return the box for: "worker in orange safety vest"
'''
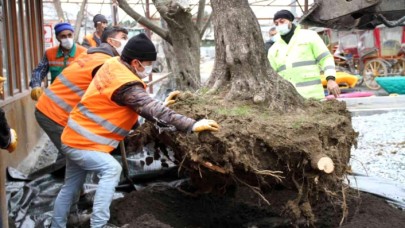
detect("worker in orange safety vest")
[29,22,87,101]
[82,14,108,48]
[35,26,129,160]
[51,33,220,228]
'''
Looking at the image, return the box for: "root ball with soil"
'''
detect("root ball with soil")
[127,90,358,224]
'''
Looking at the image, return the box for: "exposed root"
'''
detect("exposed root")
[339,184,349,227]
[300,201,315,226]
[349,157,369,176]
[178,155,187,176]
[291,173,303,204]
[232,174,270,206]
[198,164,203,178]
[252,168,284,182]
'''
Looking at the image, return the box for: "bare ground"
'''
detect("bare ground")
[109,184,405,228]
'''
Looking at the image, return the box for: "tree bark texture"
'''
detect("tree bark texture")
[53,0,65,22]
[209,0,304,110]
[153,0,202,91]
[119,0,201,91]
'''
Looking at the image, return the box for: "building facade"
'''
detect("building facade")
[0,0,44,227]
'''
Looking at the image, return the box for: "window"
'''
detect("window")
[0,0,43,101]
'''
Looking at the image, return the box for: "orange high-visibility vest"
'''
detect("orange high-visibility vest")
[45,44,87,83]
[36,51,113,127]
[84,34,98,47]
[61,57,146,153]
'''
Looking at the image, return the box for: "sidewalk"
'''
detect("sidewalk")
[340,95,405,116]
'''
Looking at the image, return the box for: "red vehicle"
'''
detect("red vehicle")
[334,26,405,89]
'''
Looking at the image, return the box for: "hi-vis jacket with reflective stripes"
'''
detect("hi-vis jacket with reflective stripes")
[36,47,114,127]
[268,25,336,100]
[61,57,146,153]
[45,44,87,83]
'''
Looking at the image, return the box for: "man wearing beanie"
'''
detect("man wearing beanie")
[268,9,340,99]
[29,22,86,101]
[82,14,108,48]
[51,33,220,228]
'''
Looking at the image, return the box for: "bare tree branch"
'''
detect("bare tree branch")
[53,0,65,21]
[117,0,172,44]
[200,13,212,39]
[74,0,87,42]
[196,0,206,29]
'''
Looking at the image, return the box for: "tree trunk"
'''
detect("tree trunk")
[119,0,201,91]
[208,0,304,110]
[153,0,201,91]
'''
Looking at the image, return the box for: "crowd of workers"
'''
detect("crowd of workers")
[1,9,341,228]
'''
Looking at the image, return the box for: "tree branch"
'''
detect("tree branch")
[200,13,212,39]
[74,0,87,42]
[117,0,172,44]
[196,0,206,29]
[53,0,65,21]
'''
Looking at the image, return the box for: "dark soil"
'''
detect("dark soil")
[109,90,404,227]
[109,184,405,228]
[127,91,358,224]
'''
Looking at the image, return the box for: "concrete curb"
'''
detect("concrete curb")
[338,95,405,116]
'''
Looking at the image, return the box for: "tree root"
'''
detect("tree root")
[339,184,349,226]
[232,174,270,206]
[252,168,284,182]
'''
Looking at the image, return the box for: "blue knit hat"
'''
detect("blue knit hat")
[54,22,74,35]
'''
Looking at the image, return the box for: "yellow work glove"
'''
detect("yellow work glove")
[30,87,43,101]
[6,128,17,153]
[192,119,220,132]
[163,91,181,106]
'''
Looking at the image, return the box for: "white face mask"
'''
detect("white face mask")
[60,38,74,49]
[276,23,291,36]
[111,38,128,55]
[135,61,153,79]
[270,36,278,42]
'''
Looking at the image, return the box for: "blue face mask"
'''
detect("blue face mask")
[270,36,278,42]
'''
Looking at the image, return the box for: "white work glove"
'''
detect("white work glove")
[192,119,220,132]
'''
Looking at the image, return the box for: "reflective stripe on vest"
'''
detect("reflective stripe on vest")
[295,79,322,87]
[316,51,330,62]
[76,103,129,137]
[67,118,120,147]
[44,88,73,113]
[277,60,317,73]
[42,73,86,113]
[49,61,71,66]
[58,73,85,97]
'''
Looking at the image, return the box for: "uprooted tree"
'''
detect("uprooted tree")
[124,0,358,226]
